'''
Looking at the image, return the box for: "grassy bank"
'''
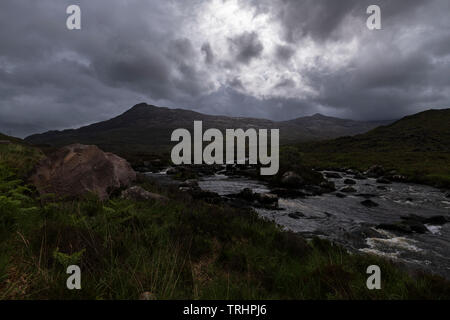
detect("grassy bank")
[290,148,450,189]
[1,142,450,299]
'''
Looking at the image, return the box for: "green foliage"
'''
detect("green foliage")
[53,248,86,268]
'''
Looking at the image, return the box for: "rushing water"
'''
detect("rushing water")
[197,172,450,279]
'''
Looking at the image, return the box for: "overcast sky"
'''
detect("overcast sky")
[1,0,449,137]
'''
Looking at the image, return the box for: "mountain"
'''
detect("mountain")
[25,103,391,155]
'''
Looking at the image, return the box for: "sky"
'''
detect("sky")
[0,0,449,138]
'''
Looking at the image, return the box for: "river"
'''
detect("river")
[147,170,450,279]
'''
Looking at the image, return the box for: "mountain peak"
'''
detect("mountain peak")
[311,113,327,118]
[129,103,151,110]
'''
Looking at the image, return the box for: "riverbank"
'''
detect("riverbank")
[1,143,450,299]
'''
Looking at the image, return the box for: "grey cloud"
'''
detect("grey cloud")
[228,31,264,64]
[201,42,214,64]
[275,45,295,61]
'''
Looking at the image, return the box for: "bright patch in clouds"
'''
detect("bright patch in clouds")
[186,0,359,101]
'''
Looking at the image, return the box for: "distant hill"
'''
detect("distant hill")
[0,132,24,145]
[300,109,450,153]
[25,103,389,155]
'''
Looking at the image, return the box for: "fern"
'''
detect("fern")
[53,248,86,268]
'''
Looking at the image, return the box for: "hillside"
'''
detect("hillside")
[24,103,389,155]
[295,108,450,188]
[0,132,24,145]
[300,109,450,153]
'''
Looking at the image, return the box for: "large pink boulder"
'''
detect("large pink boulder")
[31,144,136,200]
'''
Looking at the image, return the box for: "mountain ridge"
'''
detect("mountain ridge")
[24,103,392,154]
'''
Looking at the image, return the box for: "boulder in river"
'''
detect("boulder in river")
[31,144,136,200]
[179,179,199,188]
[324,172,342,179]
[424,215,449,225]
[340,186,357,193]
[390,175,408,183]
[353,173,367,180]
[319,180,336,192]
[229,188,279,209]
[356,193,377,199]
[288,212,305,220]
[281,171,305,188]
[376,177,392,184]
[377,220,427,234]
[270,188,306,199]
[377,223,414,234]
[361,199,379,208]
[257,193,279,209]
[344,179,356,185]
[365,165,385,178]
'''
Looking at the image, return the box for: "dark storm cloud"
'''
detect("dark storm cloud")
[201,42,215,64]
[275,45,296,61]
[228,31,264,64]
[0,0,449,137]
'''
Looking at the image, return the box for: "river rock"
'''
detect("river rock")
[378,217,428,234]
[341,186,357,193]
[356,193,377,199]
[365,165,385,178]
[319,180,336,192]
[257,193,279,209]
[229,188,279,209]
[425,215,449,225]
[324,172,342,179]
[390,175,408,182]
[377,223,414,234]
[344,179,356,185]
[179,179,199,188]
[281,171,305,188]
[402,220,428,233]
[121,186,168,202]
[288,212,305,220]
[31,144,136,200]
[166,167,178,175]
[335,192,347,198]
[376,177,392,184]
[270,188,306,198]
[353,173,367,180]
[361,200,379,208]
